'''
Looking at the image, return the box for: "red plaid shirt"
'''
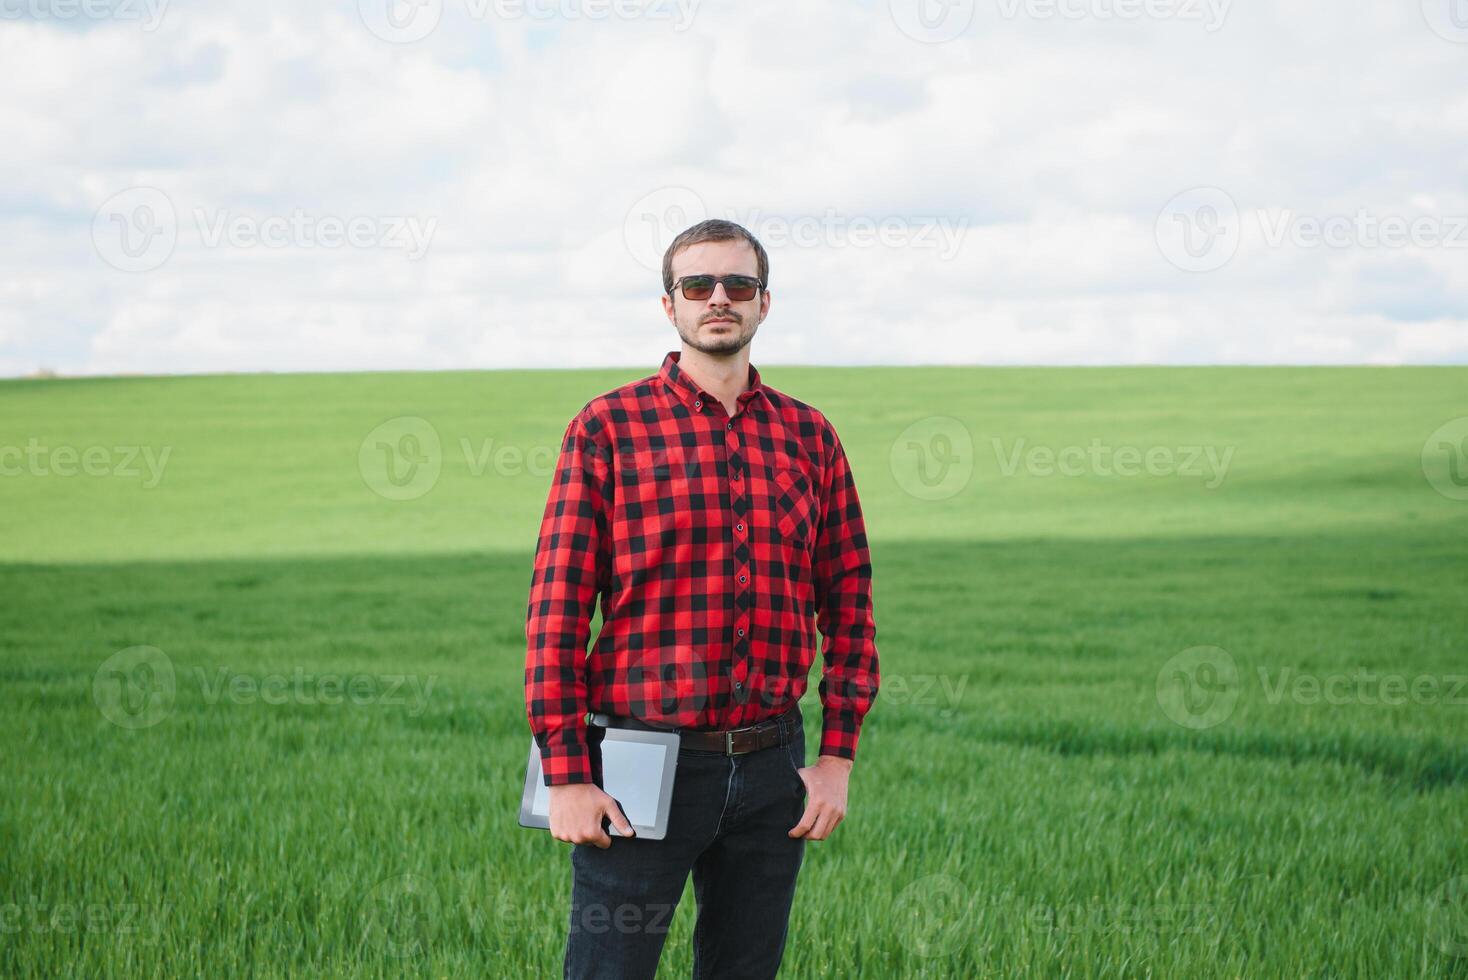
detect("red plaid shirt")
[524,350,879,785]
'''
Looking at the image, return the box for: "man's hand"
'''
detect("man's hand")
[547,783,635,848]
[788,754,853,841]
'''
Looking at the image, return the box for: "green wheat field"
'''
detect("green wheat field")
[2,365,1467,978]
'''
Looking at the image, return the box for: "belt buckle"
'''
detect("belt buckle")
[723,730,735,755]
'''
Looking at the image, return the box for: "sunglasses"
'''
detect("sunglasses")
[669,274,765,302]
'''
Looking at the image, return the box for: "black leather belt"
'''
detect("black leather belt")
[587,704,800,756]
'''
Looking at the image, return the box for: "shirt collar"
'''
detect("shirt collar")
[658,350,767,415]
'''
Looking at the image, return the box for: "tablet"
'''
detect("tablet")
[519,726,681,840]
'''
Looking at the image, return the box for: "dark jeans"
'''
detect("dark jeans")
[563,707,807,979]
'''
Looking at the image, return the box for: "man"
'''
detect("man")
[525,219,879,979]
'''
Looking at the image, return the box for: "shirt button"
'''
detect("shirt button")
[737,628,745,637]
[726,422,733,430]
[735,523,743,532]
[694,400,702,410]
[738,574,747,583]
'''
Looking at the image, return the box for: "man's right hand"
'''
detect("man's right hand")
[547,783,636,848]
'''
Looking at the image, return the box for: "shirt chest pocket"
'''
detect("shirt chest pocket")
[617,447,708,530]
[768,465,818,552]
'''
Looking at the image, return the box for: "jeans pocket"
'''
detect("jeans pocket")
[784,728,807,798]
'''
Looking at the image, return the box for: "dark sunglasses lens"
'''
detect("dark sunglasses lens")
[680,276,715,300]
[724,277,759,301]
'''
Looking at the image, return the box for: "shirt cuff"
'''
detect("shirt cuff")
[535,726,595,786]
[817,708,866,763]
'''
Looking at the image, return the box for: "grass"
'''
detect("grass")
[1,364,1466,977]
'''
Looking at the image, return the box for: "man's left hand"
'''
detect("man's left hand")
[788,755,853,841]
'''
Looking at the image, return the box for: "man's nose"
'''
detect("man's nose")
[707,282,733,306]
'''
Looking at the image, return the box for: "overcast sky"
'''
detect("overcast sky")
[3,0,1466,376]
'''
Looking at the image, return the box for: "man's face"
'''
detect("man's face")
[661,240,771,356]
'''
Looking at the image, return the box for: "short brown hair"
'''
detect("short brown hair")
[661,219,770,295]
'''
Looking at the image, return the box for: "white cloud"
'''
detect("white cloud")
[1,0,1466,376]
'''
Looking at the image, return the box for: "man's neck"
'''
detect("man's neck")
[678,346,750,414]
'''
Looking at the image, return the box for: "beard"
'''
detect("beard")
[677,312,754,356]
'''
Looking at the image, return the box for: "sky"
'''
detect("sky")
[2,0,1467,376]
